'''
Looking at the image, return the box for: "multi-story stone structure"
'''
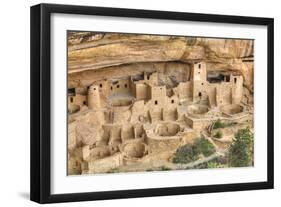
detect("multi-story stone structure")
[67,61,253,175]
[68,61,244,114]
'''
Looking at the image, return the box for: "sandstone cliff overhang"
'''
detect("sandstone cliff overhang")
[67,32,254,74]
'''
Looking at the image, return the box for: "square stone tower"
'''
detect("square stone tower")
[231,75,243,104]
[149,85,167,107]
[191,62,208,102]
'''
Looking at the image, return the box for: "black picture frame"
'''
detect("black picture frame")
[30,3,274,204]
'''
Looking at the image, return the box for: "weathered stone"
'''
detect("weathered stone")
[76,123,98,146]
[68,33,253,81]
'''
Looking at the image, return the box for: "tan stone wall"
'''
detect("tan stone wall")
[192,119,213,130]
[109,126,122,145]
[129,78,136,97]
[192,81,209,102]
[146,136,181,152]
[88,85,101,109]
[163,108,178,121]
[231,75,243,104]
[191,62,207,82]
[149,108,163,122]
[167,95,179,106]
[149,85,167,107]
[145,72,158,86]
[215,83,232,106]
[91,80,109,96]
[177,81,192,100]
[111,107,132,124]
[184,116,213,130]
[191,62,208,102]
[131,100,146,123]
[206,85,217,107]
[88,153,123,174]
[101,125,111,142]
[121,125,135,142]
[75,87,87,95]
[68,94,87,113]
[68,62,193,90]
[134,124,145,138]
[184,116,193,128]
[87,111,106,126]
[108,78,131,95]
[135,83,149,100]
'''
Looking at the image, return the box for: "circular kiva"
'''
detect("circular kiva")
[187,104,209,115]
[154,122,180,137]
[221,104,243,115]
[122,142,148,159]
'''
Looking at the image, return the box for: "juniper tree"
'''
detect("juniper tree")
[228,128,253,167]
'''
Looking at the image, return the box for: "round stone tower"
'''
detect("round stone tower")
[88,85,101,109]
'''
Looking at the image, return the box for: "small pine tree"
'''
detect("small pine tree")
[228,128,254,167]
[194,137,216,157]
[214,130,223,139]
[213,120,225,129]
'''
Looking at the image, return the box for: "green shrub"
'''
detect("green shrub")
[214,130,223,139]
[213,119,225,129]
[172,144,197,164]
[160,166,171,171]
[228,128,254,167]
[193,137,216,157]
[207,161,220,168]
[186,158,220,169]
[173,137,215,164]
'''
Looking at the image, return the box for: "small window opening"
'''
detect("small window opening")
[234,78,237,83]
[198,92,202,97]
[111,86,113,90]
[147,75,150,80]
[68,88,76,96]
[93,88,96,90]
[112,80,119,85]
[117,85,120,88]
[225,75,230,82]
[201,83,204,85]
[198,64,201,69]
[207,72,225,83]
[83,101,86,105]
[124,84,127,88]
[70,97,73,103]
[171,99,174,104]
[99,84,102,88]
[155,100,158,105]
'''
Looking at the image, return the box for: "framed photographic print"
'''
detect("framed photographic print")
[30,3,274,203]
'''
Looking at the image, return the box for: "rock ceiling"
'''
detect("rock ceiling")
[67,32,254,73]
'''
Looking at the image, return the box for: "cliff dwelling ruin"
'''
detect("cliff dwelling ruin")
[67,32,254,175]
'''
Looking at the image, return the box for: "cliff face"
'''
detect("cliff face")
[68,32,254,92]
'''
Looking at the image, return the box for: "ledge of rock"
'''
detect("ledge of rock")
[68,33,253,73]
